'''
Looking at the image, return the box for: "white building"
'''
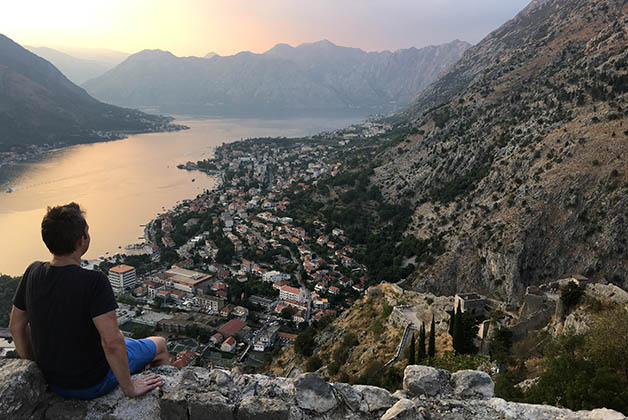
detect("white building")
[164,267,212,294]
[108,265,137,293]
[253,325,280,352]
[221,336,237,353]
[279,286,309,303]
[193,293,225,313]
[262,270,290,283]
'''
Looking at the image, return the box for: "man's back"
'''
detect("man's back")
[13,261,118,389]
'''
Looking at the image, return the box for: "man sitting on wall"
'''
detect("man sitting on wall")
[9,202,169,399]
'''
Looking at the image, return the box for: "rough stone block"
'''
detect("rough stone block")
[294,373,337,413]
[381,399,423,420]
[160,389,188,420]
[451,370,494,399]
[0,360,47,420]
[44,399,87,420]
[188,391,233,420]
[332,382,362,411]
[354,385,393,412]
[236,396,289,420]
[403,365,451,397]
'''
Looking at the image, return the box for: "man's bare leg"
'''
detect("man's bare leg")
[146,336,170,367]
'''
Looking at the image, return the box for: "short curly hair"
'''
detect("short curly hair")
[41,202,87,255]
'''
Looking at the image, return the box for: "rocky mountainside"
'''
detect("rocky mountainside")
[82,40,470,114]
[370,0,628,302]
[0,34,183,150]
[1,359,623,420]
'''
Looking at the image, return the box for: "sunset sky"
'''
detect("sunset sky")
[3,0,530,57]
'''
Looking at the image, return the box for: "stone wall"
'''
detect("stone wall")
[0,359,624,420]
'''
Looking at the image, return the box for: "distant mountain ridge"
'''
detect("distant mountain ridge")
[24,46,120,85]
[0,34,183,150]
[82,40,471,115]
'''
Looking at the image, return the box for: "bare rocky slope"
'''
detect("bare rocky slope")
[1,359,624,420]
[371,0,628,302]
[82,40,470,114]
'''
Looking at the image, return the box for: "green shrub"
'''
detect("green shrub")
[305,356,323,372]
[560,281,584,313]
[430,351,489,372]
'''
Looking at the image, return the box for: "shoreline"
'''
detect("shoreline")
[0,124,189,188]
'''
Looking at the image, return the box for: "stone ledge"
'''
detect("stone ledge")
[0,360,624,420]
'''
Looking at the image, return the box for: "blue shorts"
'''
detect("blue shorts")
[49,338,157,400]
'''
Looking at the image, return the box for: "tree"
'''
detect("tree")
[428,314,436,359]
[494,363,525,402]
[305,355,323,372]
[381,366,403,392]
[294,329,316,357]
[560,281,584,313]
[280,308,293,320]
[526,353,628,413]
[342,332,359,348]
[406,333,416,365]
[453,301,464,353]
[333,345,350,365]
[585,307,628,381]
[451,302,478,355]
[489,328,513,366]
[418,322,427,361]
[448,308,455,337]
[0,275,20,328]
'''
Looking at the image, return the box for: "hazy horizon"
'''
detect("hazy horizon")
[3,0,530,57]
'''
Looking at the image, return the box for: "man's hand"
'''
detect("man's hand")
[123,373,163,398]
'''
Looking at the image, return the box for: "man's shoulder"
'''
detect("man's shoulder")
[24,261,46,276]
[56,265,109,286]
[74,266,108,281]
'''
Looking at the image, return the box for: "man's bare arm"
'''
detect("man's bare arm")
[92,310,162,398]
[9,306,36,361]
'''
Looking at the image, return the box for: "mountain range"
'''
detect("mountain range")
[0,34,182,150]
[369,0,628,298]
[82,40,471,115]
[24,46,128,85]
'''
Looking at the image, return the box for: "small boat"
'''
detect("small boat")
[192,178,195,182]
[6,188,13,193]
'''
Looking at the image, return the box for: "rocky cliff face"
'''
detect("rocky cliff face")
[1,359,624,420]
[82,40,470,114]
[372,0,628,302]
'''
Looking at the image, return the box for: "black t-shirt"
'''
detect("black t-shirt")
[13,262,118,389]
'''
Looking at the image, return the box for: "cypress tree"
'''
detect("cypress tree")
[453,301,465,354]
[448,308,455,336]
[418,322,427,361]
[428,314,436,358]
[407,332,416,365]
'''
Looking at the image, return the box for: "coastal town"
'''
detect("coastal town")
[95,120,394,371]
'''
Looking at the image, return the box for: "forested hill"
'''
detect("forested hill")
[0,275,20,328]
[367,0,628,300]
[0,34,183,150]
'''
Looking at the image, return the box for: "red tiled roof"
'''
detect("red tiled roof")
[280,285,301,295]
[218,319,246,337]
